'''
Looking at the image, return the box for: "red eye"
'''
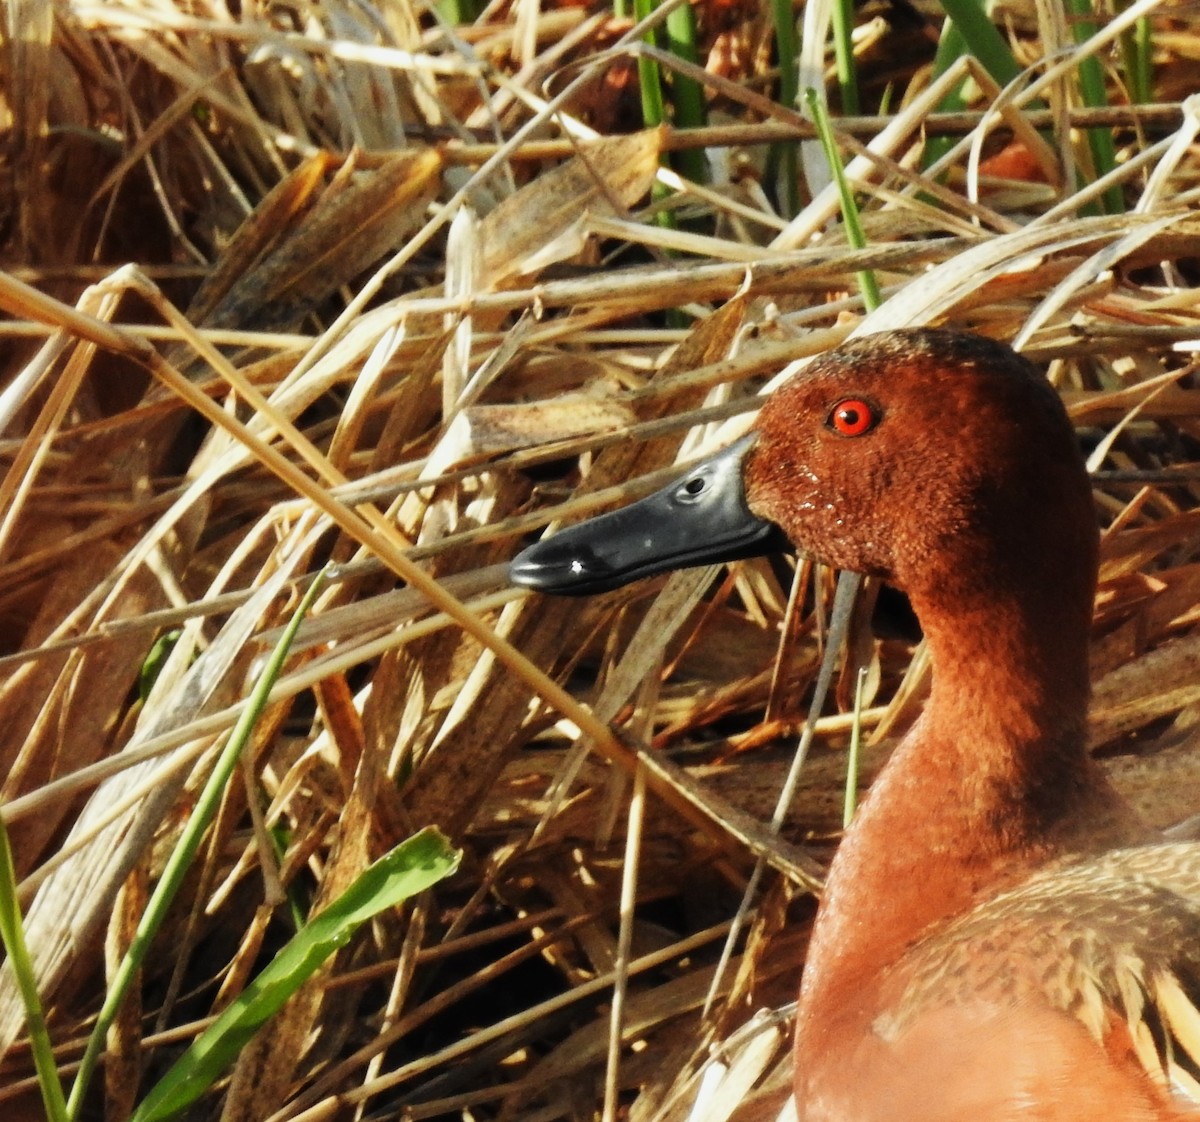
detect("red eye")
[827,398,878,437]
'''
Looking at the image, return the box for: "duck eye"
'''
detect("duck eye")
[827,398,878,437]
[677,474,708,502]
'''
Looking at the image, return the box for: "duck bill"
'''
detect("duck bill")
[509,434,785,596]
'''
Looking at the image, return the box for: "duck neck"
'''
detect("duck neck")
[800,556,1109,1015]
[914,562,1097,844]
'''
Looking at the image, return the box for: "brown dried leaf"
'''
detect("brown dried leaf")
[446,395,637,461]
[1089,632,1200,748]
[480,128,663,286]
[104,864,148,1120]
[186,152,336,326]
[207,148,444,332]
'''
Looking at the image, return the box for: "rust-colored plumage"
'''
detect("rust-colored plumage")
[745,331,1200,1121]
[510,328,1200,1120]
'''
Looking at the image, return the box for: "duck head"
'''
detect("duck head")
[510,328,1097,614]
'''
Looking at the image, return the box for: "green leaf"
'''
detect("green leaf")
[804,90,881,312]
[0,816,69,1122]
[70,568,334,1118]
[937,0,1021,87]
[138,629,182,703]
[128,828,460,1122]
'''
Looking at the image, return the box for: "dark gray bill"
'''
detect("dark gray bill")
[509,434,784,596]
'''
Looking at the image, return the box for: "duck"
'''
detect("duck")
[509,328,1200,1121]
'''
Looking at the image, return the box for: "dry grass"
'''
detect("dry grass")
[1,0,1200,1119]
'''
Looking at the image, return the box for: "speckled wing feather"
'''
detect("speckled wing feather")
[874,843,1200,1104]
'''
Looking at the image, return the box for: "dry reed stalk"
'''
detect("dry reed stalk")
[1,1,1199,1119]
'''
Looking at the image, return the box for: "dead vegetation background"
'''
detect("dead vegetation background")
[1,0,1200,1119]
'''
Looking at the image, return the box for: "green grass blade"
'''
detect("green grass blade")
[1123,13,1152,104]
[843,666,869,828]
[937,0,1021,86]
[138,629,181,703]
[432,0,485,23]
[127,828,460,1122]
[67,567,332,1118]
[924,5,1030,174]
[922,19,970,169]
[663,0,708,184]
[634,0,667,130]
[1116,14,1151,105]
[632,0,679,234]
[629,0,707,184]
[831,0,861,115]
[804,89,881,312]
[0,816,69,1122]
[1066,0,1124,213]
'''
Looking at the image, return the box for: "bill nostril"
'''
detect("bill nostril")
[677,475,709,503]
